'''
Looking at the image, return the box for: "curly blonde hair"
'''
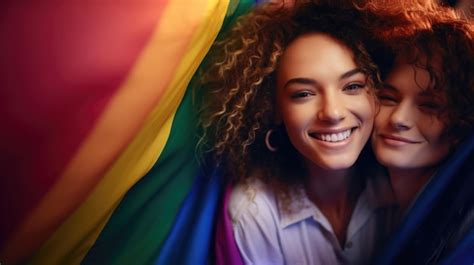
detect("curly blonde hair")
[199,1,383,201]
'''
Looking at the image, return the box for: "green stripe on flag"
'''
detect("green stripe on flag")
[82,1,255,264]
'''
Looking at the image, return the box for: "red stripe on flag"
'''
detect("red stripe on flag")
[0,0,169,249]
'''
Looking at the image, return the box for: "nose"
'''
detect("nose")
[317,91,345,123]
[389,101,413,131]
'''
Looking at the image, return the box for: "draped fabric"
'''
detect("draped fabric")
[1,0,169,247]
[441,226,474,265]
[154,171,222,265]
[0,0,255,264]
[215,185,245,265]
[1,1,473,264]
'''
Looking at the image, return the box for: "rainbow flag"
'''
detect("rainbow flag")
[0,0,254,264]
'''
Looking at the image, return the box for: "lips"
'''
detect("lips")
[379,134,422,144]
[309,128,354,143]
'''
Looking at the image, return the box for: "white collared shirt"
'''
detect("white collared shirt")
[229,177,396,265]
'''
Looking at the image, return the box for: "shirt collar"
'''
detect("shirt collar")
[278,189,319,229]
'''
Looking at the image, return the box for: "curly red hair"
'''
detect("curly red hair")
[363,0,474,146]
[199,1,383,204]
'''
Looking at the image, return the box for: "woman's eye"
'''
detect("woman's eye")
[377,94,398,105]
[344,83,366,93]
[419,102,441,112]
[291,91,314,99]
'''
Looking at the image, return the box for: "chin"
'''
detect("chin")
[375,155,409,169]
[316,157,358,170]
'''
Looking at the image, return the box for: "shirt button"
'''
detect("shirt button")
[346,241,353,249]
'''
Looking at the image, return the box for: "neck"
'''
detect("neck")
[388,167,436,212]
[305,164,363,246]
[305,166,355,202]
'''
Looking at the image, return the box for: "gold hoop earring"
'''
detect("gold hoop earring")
[265,129,278,152]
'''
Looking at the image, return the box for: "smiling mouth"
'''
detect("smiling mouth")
[309,128,355,143]
[380,134,421,144]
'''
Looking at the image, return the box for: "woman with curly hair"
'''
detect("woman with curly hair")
[367,2,474,263]
[200,1,396,264]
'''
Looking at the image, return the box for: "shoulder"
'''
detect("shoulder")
[229,178,280,225]
[228,179,286,263]
[228,178,287,236]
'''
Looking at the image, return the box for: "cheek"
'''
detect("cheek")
[351,96,376,125]
[419,118,446,145]
[344,96,375,146]
[366,104,375,123]
[281,108,310,134]
[421,122,451,166]
[374,107,391,129]
[280,100,316,123]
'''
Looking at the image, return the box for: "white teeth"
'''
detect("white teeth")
[315,129,352,142]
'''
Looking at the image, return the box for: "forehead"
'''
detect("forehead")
[277,33,357,85]
[385,63,431,95]
[384,63,448,106]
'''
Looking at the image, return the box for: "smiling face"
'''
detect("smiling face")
[276,33,375,170]
[371,62,451,171]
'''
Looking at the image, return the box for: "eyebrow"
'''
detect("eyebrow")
[418,90,438,98]
[340,68,364,80]
[381,83,398,91]
[283,68,364,89]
